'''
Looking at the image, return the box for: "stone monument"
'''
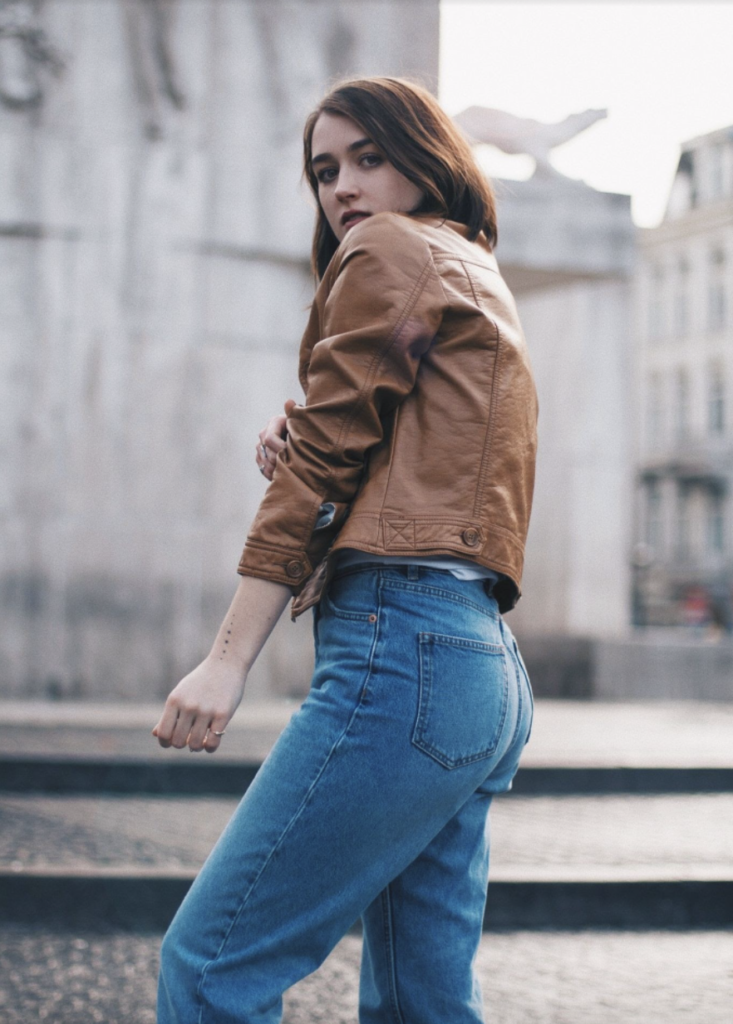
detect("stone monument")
[454,105,636,644]
[0,0,439,701]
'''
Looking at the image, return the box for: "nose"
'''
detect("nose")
[335,170,359,203]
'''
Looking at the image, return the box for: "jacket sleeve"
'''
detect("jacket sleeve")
[237,213,447,592]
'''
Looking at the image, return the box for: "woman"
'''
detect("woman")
[154,77,538,1024]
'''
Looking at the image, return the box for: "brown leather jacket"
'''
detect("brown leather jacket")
[238,211,538,620]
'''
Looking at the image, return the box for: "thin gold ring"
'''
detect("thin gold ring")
[213,730,226,736]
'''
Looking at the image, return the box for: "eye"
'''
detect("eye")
[316,167,338,184]
[360,153,383,168]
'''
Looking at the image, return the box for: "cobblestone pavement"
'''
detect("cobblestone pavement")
[2,793,732,880]
[0,927,731,1024]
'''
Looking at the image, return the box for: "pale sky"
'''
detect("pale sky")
[439,1,733,226]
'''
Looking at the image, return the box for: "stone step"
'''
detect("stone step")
[2,698,733,796]
[1,792,731,929]
[2,699,733,769]
[2,872,732,931]
[3,758,733,795]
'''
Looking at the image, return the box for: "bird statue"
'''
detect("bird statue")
[453,106,608,177]
[0,0,64,108]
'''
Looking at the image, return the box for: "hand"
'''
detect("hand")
[151,657,246,754]
[256,398,298,481]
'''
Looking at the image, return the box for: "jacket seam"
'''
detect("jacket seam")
[473,324,503,518]
[240,539,310,559]
[378,403,402,531]
[337,512,526,545]
[378,254,444,524]
[460,258,482,306]
[335,511,525,547]
[346,512,484,523]
[432,253,500,275]
[462,261,503,518]
[305,253,436,555]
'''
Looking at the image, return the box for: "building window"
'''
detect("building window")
[708,363,725,435]
[675,368,690,441]
[707,494,725,555]
[646,480,663,553]
[647,372,664,445]
[674,259,690,337]
[709,144,725,201]
[708,248,727,332]
[649,265,666,342]
[675,486,691,559]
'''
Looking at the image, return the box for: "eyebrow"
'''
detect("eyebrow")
[311,137,374,167]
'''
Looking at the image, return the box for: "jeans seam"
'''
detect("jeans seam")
[514,639,533,743]
[510,654,524,748]
[382,578,499,620]
[195,615,383,1022]
[381,883,406,1024]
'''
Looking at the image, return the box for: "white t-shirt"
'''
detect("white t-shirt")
[333,546,500,584]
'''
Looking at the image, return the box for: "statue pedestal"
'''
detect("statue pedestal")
[497,174,636,640]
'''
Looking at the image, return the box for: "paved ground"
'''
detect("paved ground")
[2,792,732,882]
[2,699,731,1019]
[0,927,731,1024]
[3,698,733,767]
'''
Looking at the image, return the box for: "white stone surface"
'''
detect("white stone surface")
[499,177,635,639]
[0,0,439,700]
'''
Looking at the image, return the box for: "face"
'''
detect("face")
[310,112,424,242]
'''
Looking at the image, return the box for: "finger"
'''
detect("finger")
[254,440,274,470]
[266,414,287,441]
[255,449,273,481]
[255,447,274,480]
[259,420,280,444]
[153,703,180,748]
[170,708,196,749]
[261,414,285,441]
[203,715,228,754]
[263,433,285,458]
[187,714,212,753]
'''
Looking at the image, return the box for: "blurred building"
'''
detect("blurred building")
[0,0,439,701]
[634,124,733,629]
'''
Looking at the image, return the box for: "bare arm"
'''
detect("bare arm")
[152,574,292,753]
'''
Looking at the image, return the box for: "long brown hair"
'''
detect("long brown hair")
[303,77,498,279]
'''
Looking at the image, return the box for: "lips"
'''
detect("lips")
[341,210,370,230]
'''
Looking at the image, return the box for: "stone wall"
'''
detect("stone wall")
[0,0,439,700]
[520,632,733,700]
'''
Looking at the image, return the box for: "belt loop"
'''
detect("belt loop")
[406,564,419,581]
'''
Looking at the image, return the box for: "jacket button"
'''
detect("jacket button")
[462,528,480,547]
[285,560,304,579]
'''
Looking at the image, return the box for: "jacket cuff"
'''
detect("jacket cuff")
[237,543,313,593]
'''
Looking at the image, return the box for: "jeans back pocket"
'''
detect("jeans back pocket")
[412,632,509,769]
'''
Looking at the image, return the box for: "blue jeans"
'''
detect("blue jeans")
[158,565,533,1024]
